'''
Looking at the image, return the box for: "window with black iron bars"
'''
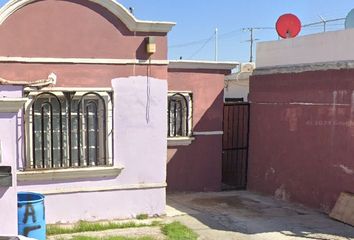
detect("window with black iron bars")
[167,92,192,137]
[24,90,113,170]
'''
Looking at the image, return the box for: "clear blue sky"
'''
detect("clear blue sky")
[1,0,354,62]
[117,0,354,62]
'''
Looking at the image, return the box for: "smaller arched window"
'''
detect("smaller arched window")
[168,92,193,137]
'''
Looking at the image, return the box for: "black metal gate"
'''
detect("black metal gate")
[222,102,250,190]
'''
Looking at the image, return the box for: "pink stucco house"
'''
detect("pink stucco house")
[0,0,237,235]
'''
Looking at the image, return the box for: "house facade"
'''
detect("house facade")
[0,0,236,235]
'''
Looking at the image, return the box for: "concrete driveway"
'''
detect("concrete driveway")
[166,191,354,240]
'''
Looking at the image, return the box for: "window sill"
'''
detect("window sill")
[0,98,28,112]
[167,137,195,146]
[17,165,124,182]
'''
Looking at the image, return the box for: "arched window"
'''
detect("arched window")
[25,90,113,170]
[168,92,192,137]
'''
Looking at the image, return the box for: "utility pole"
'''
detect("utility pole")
[249,28,254,62]
[215,28,218,61]
[243,28,259,62]
[319,15,326,32]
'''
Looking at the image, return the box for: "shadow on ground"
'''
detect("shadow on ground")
[166,191,354,240]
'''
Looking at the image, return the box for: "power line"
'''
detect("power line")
[188,34,214,59]
[169,31,239,49]
[170,16,346,50]
[302,17,345,32]
[215,28,218,61]
[170,15,346,50]
[171,17,346,61]
[169,37,215,48]
[169,27,273,49]
[171,26,274,60]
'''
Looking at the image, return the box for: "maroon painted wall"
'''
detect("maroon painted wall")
[0,0,168,85]
[248,69,354,212]
[0,0,167,60]
[0,63,168,87]
[167,69,229,192]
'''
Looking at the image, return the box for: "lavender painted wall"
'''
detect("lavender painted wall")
[45,188,165,223]
[112,76,167,185]
[0,85,23,235]
[17,76,168,223]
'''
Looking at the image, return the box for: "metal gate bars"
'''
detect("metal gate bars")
[222,102,250,190]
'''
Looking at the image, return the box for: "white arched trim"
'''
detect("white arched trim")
[0,0,175,33]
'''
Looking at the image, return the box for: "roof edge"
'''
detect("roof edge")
[0,0,176,33]
[169,60,239,70]
[253,60,354,76]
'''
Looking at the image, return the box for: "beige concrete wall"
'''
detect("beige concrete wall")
[257,29,354,68]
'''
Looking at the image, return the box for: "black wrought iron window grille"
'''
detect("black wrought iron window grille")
[167,92,192,137]
[24,90,113,170]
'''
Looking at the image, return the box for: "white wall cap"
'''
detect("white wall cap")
[0,98,28,112]
[169,60,239,70]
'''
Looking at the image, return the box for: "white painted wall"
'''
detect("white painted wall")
[257,28,354,68]
[224,80,249,101]
[224,72,250,101]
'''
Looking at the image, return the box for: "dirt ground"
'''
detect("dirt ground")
[166,191,354,240]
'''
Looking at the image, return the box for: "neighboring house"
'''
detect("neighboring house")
[0,0,237,234]
[249,29,354,212]
[224,62,255,102]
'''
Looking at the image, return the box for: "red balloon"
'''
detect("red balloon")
[276,14,302,39]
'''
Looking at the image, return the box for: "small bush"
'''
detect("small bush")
[136,214,149,220]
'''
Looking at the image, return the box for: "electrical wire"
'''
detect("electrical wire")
[188,34,214,59]
[170,16,345,50]
[169,27,274,49]
[170,17,345,60]
[146,58,151,124]
[169,37,215,48]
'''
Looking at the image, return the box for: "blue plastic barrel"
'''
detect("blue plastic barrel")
[17,192,46,240]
